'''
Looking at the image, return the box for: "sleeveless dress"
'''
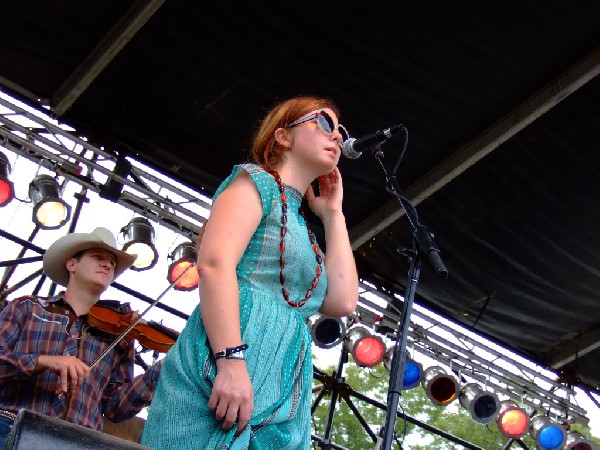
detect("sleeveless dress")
[141,163,327,449]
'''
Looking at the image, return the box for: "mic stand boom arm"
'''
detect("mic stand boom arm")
[368,143,448,450]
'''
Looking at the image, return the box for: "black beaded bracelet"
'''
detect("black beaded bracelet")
[213,344,248,360]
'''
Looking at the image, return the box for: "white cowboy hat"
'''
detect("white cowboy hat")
[43,227,137,287]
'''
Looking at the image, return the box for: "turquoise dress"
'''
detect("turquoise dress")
[142,164,327,449]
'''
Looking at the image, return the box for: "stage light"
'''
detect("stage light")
[564,431,596,450]
[309,315,346,349]
[0,151,15,207]
[458,383,501,424]
[28,174,71,229]
[344,326,385,368]
[99,154,132,201]
[121,217,158,271]
[383,349,423,390]
[497,401,529,439]
[530,415,567,450]
[167,242,199,291]
[421,366,459,406]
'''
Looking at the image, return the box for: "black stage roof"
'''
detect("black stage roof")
[1,1,600,397]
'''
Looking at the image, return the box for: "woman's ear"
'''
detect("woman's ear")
[274,127,292,149]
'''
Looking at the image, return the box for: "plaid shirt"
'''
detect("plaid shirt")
[0,294,162,431]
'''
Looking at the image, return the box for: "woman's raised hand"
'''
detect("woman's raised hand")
[305,168,344,222]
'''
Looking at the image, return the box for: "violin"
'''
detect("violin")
[88,300,179,354]
[84,265,191,371]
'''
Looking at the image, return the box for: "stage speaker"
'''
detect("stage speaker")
[4,409,151,450]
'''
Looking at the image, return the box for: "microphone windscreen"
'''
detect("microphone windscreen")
[342,138,360,159]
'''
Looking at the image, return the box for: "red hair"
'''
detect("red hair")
[251,96,340,170]
[197,96,341,252]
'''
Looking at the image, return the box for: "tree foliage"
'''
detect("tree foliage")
[311,358,600,449]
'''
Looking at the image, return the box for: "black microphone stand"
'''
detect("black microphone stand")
[366,139,448,450]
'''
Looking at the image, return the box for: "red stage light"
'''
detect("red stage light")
[345,327,385,368]
[167,242,199,291]
[0,177,14,206]
[354,336,384,367]
[168,259,199,290]
[497,401,529,439]
[0,151,15,207]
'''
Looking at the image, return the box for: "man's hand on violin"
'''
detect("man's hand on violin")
[36,355,91,394]
[208,359,253,436]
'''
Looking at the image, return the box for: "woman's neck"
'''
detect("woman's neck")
[273,163,314,195]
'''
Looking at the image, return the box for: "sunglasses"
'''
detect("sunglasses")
[286,110,349,145]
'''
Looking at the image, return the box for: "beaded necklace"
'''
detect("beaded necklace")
[268,170,323,308]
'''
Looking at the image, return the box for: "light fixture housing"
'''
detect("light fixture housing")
[564,431,596,450]
[383,349,423,390]
[344,326,385,368]
[458,383,501,424]
[530,415,567,450]
[167,242,199,291]
[496,400,530,439]
[28,174,71,229]
[99,155,132,201]
[309,315,346,349]
[0,151,15,207]
[421,366,459,406]
[122,217,158,271]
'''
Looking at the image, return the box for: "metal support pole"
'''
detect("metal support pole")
[319,348,348,449]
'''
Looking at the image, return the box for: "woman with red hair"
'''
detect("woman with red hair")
[142,96,358,449]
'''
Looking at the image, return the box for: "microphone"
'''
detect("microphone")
[342,124,404,159]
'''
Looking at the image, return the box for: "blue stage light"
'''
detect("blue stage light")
[403,359,423,389]
[530,415,567,450]
[383,350,423,390]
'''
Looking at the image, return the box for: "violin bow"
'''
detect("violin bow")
[88,265,193,370]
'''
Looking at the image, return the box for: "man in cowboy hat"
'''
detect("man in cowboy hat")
[0,227,163,446]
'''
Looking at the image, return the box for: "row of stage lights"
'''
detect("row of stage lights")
[310,315,596,450]
[0,151,199,291]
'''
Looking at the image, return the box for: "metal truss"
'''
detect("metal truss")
[0,93,208,240]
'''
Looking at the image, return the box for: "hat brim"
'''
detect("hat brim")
[43,231,136,287]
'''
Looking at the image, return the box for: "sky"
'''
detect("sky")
[1,90,598,442]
